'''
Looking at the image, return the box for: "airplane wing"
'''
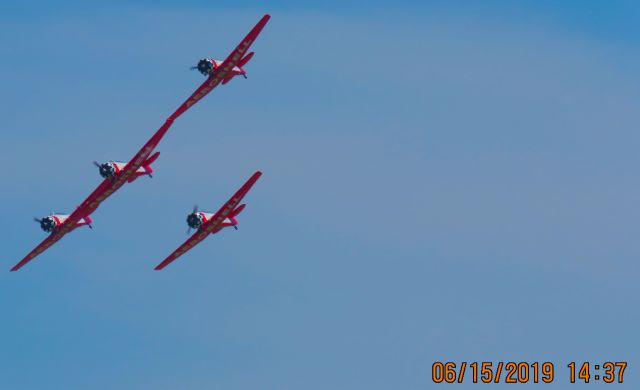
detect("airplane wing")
[154,171,262,270]
[10,178,112,270]
[169,14,271,121]
[10,231,68,271]
[10,118,176,272]
[77,118,175,218]
[10,15,270,271]
[67,13,271,218]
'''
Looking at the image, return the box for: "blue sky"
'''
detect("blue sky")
[0,1,639,388]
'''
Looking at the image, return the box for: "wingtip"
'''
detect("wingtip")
[249,170,263,184]
[10,261,24,272]
[258,14,271,26]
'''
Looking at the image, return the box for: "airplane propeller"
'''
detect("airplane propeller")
[187,205,199,235]
[33,218,42,223]
[94,161,117,182]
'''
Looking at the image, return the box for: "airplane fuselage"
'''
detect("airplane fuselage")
[38,214,92,233]
[109,161,151,176]
[195,58,245,78]
[187,211,236,233]
[97,158,156,182]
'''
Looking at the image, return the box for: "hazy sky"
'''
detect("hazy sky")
[1,1,638,389]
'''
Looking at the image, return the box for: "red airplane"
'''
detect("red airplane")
[191,52,254,82]
[11,15,271,272]
[154,171,261,270]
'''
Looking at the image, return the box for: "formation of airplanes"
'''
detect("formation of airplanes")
[11,14,271,272]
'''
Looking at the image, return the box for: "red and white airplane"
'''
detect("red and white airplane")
[191,52,254,82]
[93,151,160,182]
[170,14,271,120]
[11,15,271,272]
[154,171,261,270]
[33,214,93,234]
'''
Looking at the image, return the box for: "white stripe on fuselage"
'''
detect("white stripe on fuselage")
[199,212,232,226]
[212,59,242,73]
[51,214,88,225]
[111,161,147,174]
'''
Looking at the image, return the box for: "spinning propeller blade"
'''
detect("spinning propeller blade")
[33,218,42,223]
[93,161,101,168]
[187,205,199,235]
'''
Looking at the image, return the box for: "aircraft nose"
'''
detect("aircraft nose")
[186,213,202,229]
[196,59,212,75]
[99,163,114,178]
[40,217,55,232]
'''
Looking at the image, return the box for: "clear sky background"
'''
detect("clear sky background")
[0,1,638,389]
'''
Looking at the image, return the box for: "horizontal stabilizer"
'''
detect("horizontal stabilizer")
[153,171,261,270]
[238,52,254,67]
[143,151,160,166]
[233,204,246,216]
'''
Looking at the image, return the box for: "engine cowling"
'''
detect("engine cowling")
[195,58,216,76]
[98,162,116,179]
[39,216,57,233]
[186,212,205,230]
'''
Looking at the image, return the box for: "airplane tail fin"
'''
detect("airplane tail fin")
[78,215,93,229]
[229,204,246,230]
[222,52,253,85]
[134,151,160,180]
[230,216,239,228]
[231,52,254,83]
